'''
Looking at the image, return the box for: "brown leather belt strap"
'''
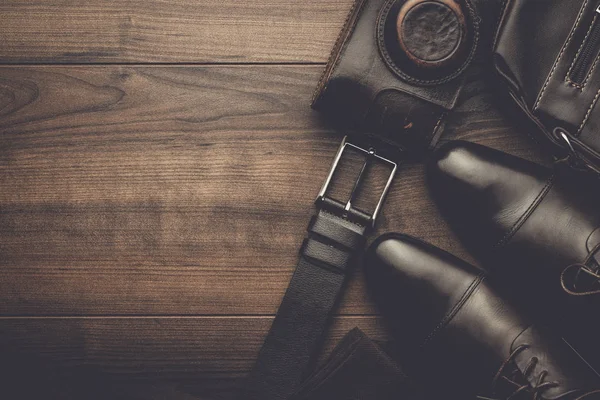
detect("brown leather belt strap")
[238,138,397,400]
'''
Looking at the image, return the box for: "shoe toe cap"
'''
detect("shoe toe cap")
[364,233,483,346]
[426,141,552,254]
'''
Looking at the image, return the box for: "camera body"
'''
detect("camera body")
[313,0,482,157]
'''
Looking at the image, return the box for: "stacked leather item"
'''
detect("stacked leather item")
[299,0,600,399]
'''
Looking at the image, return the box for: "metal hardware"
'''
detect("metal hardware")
[553,127,600,174]
[557,128,577,154]
[317,137,398,227]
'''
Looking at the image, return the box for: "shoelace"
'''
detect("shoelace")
[561,243,600,296]
[476,344,559,400]
[477,345,600,400]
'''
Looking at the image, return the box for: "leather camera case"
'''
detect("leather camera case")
[494,0,600,174]
[312,0,481,158]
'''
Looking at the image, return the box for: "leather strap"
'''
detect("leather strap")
[240,210,368,400]
[239,137,396,400]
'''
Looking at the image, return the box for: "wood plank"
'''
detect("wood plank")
[0,65,547,316]
[0,0,353,64]
[0,316,388,400]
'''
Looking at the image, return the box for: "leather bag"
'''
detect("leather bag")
[494,0,600,175]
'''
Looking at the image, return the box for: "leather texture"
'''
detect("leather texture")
[494,0,600,174]
[292,328,424,400]
[364,233,600,399]
[427,141,600,366]
[311,0,502,158]
[241,210,367,400]
[398,0,467,68]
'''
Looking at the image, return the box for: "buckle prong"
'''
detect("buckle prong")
[317,137,398,228]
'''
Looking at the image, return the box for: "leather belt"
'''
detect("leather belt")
[239,137,397,400]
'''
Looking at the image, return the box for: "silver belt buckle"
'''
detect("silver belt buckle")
[316,136,398,228]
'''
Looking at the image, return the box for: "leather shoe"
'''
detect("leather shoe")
[365,233,600,399]
[426,141,600,359]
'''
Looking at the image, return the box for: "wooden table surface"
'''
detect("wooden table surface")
[0,1,549,399]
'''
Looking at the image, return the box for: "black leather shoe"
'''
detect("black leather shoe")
[426,141,600,362]
[365,233,600,399]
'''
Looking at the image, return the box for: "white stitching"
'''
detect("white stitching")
[534,0,590,111]
[579,87,600,134]
[581,52,600,88]
[566,13,598,89]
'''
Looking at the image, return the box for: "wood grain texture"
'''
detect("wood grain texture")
[0,66,546,317]
[0,316,388,400]
[0,0,554,397]
[0,55,552,400]
[0,0,353,64]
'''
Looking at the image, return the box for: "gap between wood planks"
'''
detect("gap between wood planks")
[0,62,326,66]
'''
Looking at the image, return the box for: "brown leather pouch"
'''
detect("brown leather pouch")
[494,0,600,175]
[312,0,482,159]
